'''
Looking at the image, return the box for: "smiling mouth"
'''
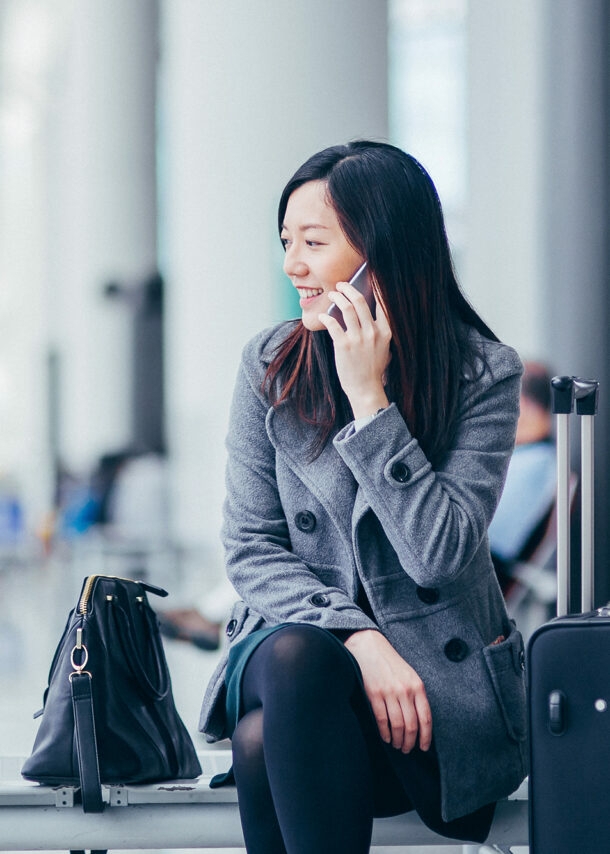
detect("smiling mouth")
[296,287,324,299]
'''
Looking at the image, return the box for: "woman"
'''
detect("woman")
[200,141,527,853]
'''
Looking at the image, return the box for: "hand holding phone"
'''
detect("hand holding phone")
[327,262,375,330]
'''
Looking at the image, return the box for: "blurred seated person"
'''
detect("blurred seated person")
[489,361,556,596]
[157,606,222,652]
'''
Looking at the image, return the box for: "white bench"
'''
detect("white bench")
[0,752,528,852]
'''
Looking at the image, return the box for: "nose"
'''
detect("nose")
[283,244,308,280]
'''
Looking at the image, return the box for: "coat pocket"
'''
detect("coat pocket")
[483,623,527,742]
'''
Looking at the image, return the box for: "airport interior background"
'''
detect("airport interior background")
[0,1,609,851]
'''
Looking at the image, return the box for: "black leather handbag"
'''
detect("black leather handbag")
[22,575,202,812]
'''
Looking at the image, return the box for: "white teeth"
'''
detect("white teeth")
[297,288,324,299]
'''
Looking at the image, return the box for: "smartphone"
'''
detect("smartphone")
[327,262,375,330]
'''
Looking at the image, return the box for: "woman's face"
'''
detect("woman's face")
[281,180,364,331]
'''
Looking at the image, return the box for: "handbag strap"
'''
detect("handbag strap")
[111,599,170,701]
[70,671,104,813]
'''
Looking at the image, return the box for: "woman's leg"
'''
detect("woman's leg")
[231,624,375,854]
[231,706,287,854]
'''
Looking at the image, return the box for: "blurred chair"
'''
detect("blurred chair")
[502,471,578,642]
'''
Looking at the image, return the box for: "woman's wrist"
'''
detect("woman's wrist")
[350,393,389,421]
[343,628,381,652]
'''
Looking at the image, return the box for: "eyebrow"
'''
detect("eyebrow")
[280,223,330,233]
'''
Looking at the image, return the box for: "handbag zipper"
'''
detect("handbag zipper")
[78,574,168,615]
[79,575,97,615]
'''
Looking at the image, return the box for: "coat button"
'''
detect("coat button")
[390,461,410,483]
[310,593,330,607]
[226,619,238,637]
[416,586,440,605]
[444,638,469,662]
[295,511,317,533]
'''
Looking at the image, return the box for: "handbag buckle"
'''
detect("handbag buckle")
[70,628,89,674]
[69,669,92,682]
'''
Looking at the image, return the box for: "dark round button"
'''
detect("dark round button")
[295,511,317,533]
[416,586,440,605]
[226,619,238,637]
[390,461,410,483]
[444,638,469,662]
[310,593,330,608]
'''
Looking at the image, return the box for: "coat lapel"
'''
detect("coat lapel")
[265,403,358,540]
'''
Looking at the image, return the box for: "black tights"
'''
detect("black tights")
[231,624,378,854]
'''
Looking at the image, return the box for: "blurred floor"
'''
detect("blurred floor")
[0,557,514,854]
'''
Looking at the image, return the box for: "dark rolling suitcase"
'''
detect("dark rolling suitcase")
[527,375,608,854]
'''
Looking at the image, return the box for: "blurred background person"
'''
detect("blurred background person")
[489,361,558,637]
[489,361,556,579]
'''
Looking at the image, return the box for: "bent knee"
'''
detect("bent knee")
[263,625,356,697]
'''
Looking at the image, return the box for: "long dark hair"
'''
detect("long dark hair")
[265,141,498,464]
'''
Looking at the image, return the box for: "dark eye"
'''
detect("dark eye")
[280,237,290,250]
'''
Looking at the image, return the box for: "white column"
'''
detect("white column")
[465,0,548,359]
[0,0,55,535]
[159,0,388,582]
[542,0,608,378]
[47,0,158,473]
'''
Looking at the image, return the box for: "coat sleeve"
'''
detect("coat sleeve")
[333,343,523,588]
[221,347,378,631]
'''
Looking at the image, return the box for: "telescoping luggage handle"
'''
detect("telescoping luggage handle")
[551,376,599,617]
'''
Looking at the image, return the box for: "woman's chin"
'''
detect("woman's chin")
[301,312,327,332]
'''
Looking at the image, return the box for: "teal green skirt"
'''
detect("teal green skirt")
[209,623,363,787]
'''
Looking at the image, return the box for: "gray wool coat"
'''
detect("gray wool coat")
[200,320,528,823]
